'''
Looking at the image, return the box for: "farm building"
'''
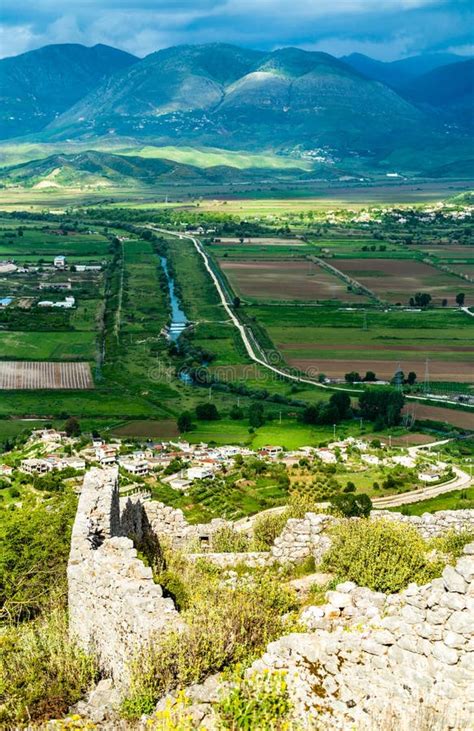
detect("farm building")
[54,256,66,268]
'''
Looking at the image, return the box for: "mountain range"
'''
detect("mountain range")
[0,42,472,175]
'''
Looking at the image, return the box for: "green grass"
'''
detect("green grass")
[390,487,474,515]
[0,331,96,360]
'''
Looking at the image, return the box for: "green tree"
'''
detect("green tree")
[345,371,361,383]
[330,493,372,518]
[456,292,465,307]
[359,388,405,427]
[177,412,192,433]
[195,403,219,421]
[248,402,265,428]
[64,417,80,437]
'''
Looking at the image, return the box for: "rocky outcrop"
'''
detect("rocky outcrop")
[68,468,179,685]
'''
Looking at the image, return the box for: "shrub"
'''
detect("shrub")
[0,609,97,726]
[430,529,474,561]
[330,492,372,518]
[122,573,297,717]
[322,519,441,593]
[216,668,292,730]
[211,526,251,553]
[0,492,76,622]
[252,512,288,550]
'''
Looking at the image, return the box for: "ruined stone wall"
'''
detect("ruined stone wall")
[68,468,178,685]
[253,543,474,730]
[270,509,474,565]
[120,496,231,550]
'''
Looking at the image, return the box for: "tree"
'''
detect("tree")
[177,412,192,433]
[413,292,432,308]
[456,293,465,307]
[407,371,417,385]
[359,388,405,427]
[329,392,351,420]
[391,369,405,387]
[363,371,377,382]
[196,403,219,421]
[229,405,244,420]
[233,296,241,309]
[64,417,80,437]
[330,492,372,518]
[248,402,265,428]
[345,371,361,383]
[441,299,448,307]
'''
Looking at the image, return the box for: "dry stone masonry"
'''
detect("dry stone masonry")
[253,544,474,729]
[68,468,179,685]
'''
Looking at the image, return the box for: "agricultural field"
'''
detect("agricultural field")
[0,361,92,389]
[218,259,369,303]
[249,306,474,384]
[331,258,473,306]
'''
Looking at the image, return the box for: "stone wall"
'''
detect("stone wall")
[68,468,179,685]
[120,495,231,550]
[252,543,474,730]
[270,509,474,565]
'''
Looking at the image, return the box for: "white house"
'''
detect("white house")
[20,458,53,475]
[54,256,66,269]
[96,445,117,465]
[119,457,149,476]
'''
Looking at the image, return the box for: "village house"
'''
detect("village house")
[20,458,53,475]
[54,255,66,269]
[0,464,13,476]
[259,445,283,459]
[95,445,118,465]
[118,457,149,476]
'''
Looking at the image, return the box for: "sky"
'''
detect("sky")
[1,0,473,61]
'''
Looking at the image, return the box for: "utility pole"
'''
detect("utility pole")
[208,387,212,402]
[279,411,282,425]
[359,417,363,431]
[333,423,336,440]
[423,358,430,395]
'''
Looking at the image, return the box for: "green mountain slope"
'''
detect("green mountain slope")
[0,150,320,189]
[42,43,432,158]
[0,43,138,139]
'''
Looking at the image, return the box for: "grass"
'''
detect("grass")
[0,331,96,360]
[391,487,474,515]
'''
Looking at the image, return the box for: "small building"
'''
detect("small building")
[54,256,66,269]
[20,458,53,475]
[119,458,149,476]
[96,446,117,465]
[186,465,216,481]
[418,470,441,483]
[259,445,283,459]
[0,464,13,476]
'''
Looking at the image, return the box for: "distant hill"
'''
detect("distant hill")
[0,43,138,139]
[342,52,466,89]
[43,43,430,158]
[400,59,474,130]
[0,150,321,189]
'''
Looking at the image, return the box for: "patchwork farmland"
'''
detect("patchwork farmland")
[0,361,93,389]
[330,258,473,306]
[219,259,369,302]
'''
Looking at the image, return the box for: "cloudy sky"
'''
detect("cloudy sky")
[1,0,473,61]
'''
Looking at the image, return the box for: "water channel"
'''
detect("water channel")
[160,255,188,342]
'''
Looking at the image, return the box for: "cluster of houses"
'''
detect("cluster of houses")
[0,429,448,489]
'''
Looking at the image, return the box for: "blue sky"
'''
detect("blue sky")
[1,0,473,60]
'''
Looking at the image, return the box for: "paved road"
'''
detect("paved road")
[372,438,472,508]
[155,229,474,411]
[372,465,471,508]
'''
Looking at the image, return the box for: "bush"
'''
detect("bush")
[0,492,76,621]
[211,526,251,553]
[122,573,297,717]
[252,512,288,550]
[430,529,474,561]
[330,492,372,518]
[322,519,441,593]
[0,609,97,726]
[216,668,292,730]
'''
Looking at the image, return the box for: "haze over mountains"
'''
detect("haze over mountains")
[0,41,472,179]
